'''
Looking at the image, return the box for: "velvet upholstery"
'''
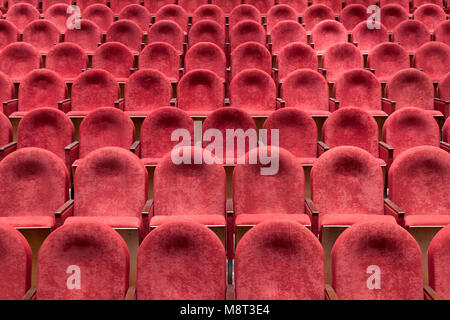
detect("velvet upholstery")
[188,20,225,50]
[124,69,172,116]
[382,107,440,159]
[438,72,450,103]
[17,107,74,161]
[152,146,226,225]
[41,0,71,11]
[367,42,410,82]
[245,0,272,13]
[235,221,324,300]
[106,20,142,53]
[270,21,307,55]
[64,19,102,54]
[428,225,450,299]
[109,0,139,14]
[279,0,308,14]
[0,20,19,50]
[231,42,272,78]
[434,20,450,47]
[178,0,207,15]
[43,3,70,33]
[379,4,409,32]
[136,221,226,300]
[229,4,261,29]
[155,4,188,31]
[311,19,348,54]
[414,3,446,32]
[82,4,114,33]
[147,20,185,54]
[0,224,32,300]
[0,112,12,147]
[264,108,317,159]
[230,68,277,116]
[332,221,423,300]
[0,71,14,106]
[444,117,450,143]
[393,20,430,54]
[281,69,329,114]
[140,107,194,165]
[211,0,241,14]
[192,4,225,25]
[36,222,129,300]
[6,3,39,33]
[202,107,257,164]
[0,147,69,227]
[139,42,180,81]
[414,42,450,81]
[143,0,173,14]
[118,4,151,31]
[92,42,134,81]
[380,0,410,9]
[302,4,335,31]
[77,0,107,10]
[322,108,380,157]
[352,21,389,54]
[46,43,89,81]
[340,4,368,30]
[276,43,318,82]
[322,43,364,82]
[266,4,297,33]
[229,20,266,52]
[70,69,119,116]
[311,0,342,13]
[177,69,224,116]
[388,146,450,224]
[413,0,443,7]
[0,42,41,82]
[78,107,135,158]
[185,42,226,81]
[7,0,39,7]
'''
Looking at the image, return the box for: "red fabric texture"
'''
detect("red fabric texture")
[278,0,308,14]
[211,0,241,14]
[0,20,19,50]
[352,21,389,54]
[82,4,114,33]
[188,20,225,50]
[322,43,364,83]
[380,0,409,9]
[155,4,188,32]
[150,215,226,227]
[139,42,180,81]
[332,221,423,300]
[0,224,32,300]
[303,4,335,31]
[193,4,225,25]
[185,42,226,81]
[367,42,410,82]
[118,4,150,31]
[270,21,307,55]
[178,0,207,14]
[229,5,261,29]
[311,19,348,54]
[444,118,450,143]
[37,222,129,300]
[428,225,450,299]
[46,43,88,81]
[109,0,139,14]
[245,0,272,13]
[43,3,70,33]
[137,221,226,300]
[435,20,450,47]
[380,4,409,32]
[413,42,450,81]
[235,213,311,226]
[340,4,368,30]
[92,42,134,81]
[266,4,298,33]
[311,0,342,13]
[231,42,272,78]
[41,0,71,11]
[0,71,14,108]
[6,3,39,33]
[0,42,41,82]
[413,0,443,7]
[0,112,12,146]
[229,20,266,52]
[414,3,446,32]
[393,20,430,54]
[77,0,107,11]
[143,0,173,14]
[106,19,143,53]
[147,20,185,54]
[320,214,395,228]
[235,221,324,300]
[64,20,102,54]
[277,43,318,82]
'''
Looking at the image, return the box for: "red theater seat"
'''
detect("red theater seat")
[6,3,39,33]
[193,4,225,25]
[322,43,364,82]
[0,71,14,107]
[380,0,410,10]
[0,112,13,148]
[46,43,88,82]
[211,0,241,14]
[155,4,188,31]
[106,19,143,53]
[235,221,324,300]
[276,43,318,82]
[429,225,450,299]
[109,0,139,15]
[188,20,225,50]
[414,3,446,32]
[434,20,450,47]
[147,20,185,54]
[270,21,307,55]
[178,0,208,15]
[310,19,348,54]
[118,4,151,31]
[266,4,298,33]
[22,20,60,54]
[139,42,180,81]
[143,0,173,15]
[82,4,114,33]
[332,221,423,300]
[278,0,308,14]
[245,0,273,14]
[437,73,450,119]
[311,0,342,14]
[77,0,107,11]
[0,42,41,82]
[231,42,271,78]
[229,20,266,52]
[367,42,410,82]
[414,42,450,81]
[380,4,409,32]
[340,4,368,31]
[352,22,389,54]
[136,222,226,300]
[0,20,19,50]
[43,3,70,34]
[413,0,444,8]
[92,42,134,81]
[36,222,129,300]
[302,4,335,31]
[64,19,102,54]
[393,20,430,54]
[185,42,226,81]
[229,5,261,29]
[7,0,38,8]
[41,0,71,12]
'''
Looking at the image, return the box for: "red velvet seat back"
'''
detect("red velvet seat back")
[277,43,318,81]
[414,42,450,81]
[140,107,194,161]
[429,225,450,299]
[137,221,226,300]
[177,69,224,113]
[106,20,143,53]
[230,68,276,114]
[229,20,266,52]
[202,107,257,163]
[8,0,38,8]
[71,69,119,113]
[303,4,335,31]
[393,20,430,54]
[264,108,317,158]
[147,20,185,54]
[438,72,450,102]
[312,0,342,13]
[434,20,450,47]
[270,21,307,55]
[6,3,39,33]
[311,146,384,216]
[185,42,226,81]
[235,221,324,300]
[92,42,134,80]
[0,71,14,107]
[386,68,434,110]
[144,0,173,15]
[340,4,368,30]
[383,107,440,158]
[37,222,129,300]
[124,69,172,113]
[0,20,19,50]
[322,43,364,82]
[78,107,135,158]
[444,118,450,143]
[311,19,348,54]
[367,42,410,82]
[43,3,70,33]
[352,21,389,54]
[46,43,88,81]
[380,4,409,32]
[64,19,102,53]
[334,68,382,111]
[388,146,450,216]
[118,4,150,31]
[0,42,41,81]
[0,224,31,300]
[281,69,328,112]
[77,0,107,11]
[82,4,114,33]
[178,0,208,15]
[155,4,188,31]
[231,42,272,78]
[153,146,226,217]
[17,108,74,161]
[139,42,180,81]
[0,112,12,146]
[74,147,147,218]
[414,3,446,32]
[332,221,423,300]
[211,0,241,14]
[19,69,66,112]
[229,5,261,29]
[279,0,308,14]
[413,0,443,7]
[109,0,138,14]
[0,147,69,217]
[193,4,225,25]
[266,4,297,33]
[41,0,71,12]
[322,108,379,157]
[188,20,225,50]
[380,0,409,10]
[245,0,273,14]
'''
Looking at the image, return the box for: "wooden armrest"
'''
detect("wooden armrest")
[424,285,441,300]
[382,98,395,104]
[226,284,235,300]
[224,98,230,106]
[130,140,140,154]
[305,198,319,217]
[55,199,74,217]
[318,141,330,153]
[2,98,18,116]
[64,141,79,151]
[125,286,136,300]
[0,141,17,152]
[3,98,18,105]
[276,98,285,109]
[22,286,36,300]
[379,141,393,151]
[170,98,176,106]
[325,284,339,300]
[142,199,153,217]
[384,198,405,220]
